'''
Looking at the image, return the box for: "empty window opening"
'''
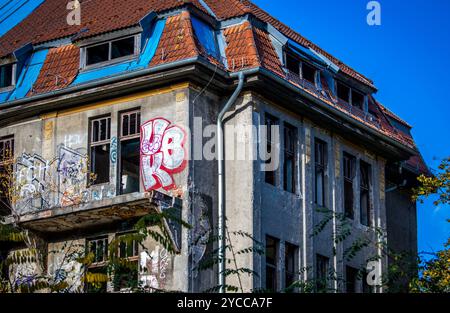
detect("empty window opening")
[314,139,327,207]
[346,266,359,293]
[337,82,350,103]
[119,110,141,194]
[0,136,14,215]
[343,152,355,219]
[90,116,111,185]
[360,161,371,226]
[113,233,139,291]
[285,242,298,290]
[352,90,365,110]
[0,63,13,88]
[265,235,279,292]
[302,62,316,85]
[111,37,135,60]
[316,254,330,292]
[283,123,297,193]
[285,53,300,75]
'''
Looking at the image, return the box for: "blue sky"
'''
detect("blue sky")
[252,0,450,253]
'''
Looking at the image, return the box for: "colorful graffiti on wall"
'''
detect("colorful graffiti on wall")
[140,118,186,191]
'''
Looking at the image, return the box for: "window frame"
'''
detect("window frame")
[284,242,298,289]
[81,34,140,70]
[343,152,356,219]
[359,160,372,227]
[315,254,330,292]
[0,62,16,91]
[264,113,279,187]
[335,80,367,111]
[0,136,14,214]
[284,50,317,87]
[265,235,279,291]
[88,115,112,186]
[283,122,297,194]
[118,109,141,195]
[314,138,327,207]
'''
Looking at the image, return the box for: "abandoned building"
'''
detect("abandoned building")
[0,0,428,292]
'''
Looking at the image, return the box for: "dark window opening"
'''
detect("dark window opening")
[343,152,355,219]
[314,139,327,207]
[346,266,358,293]
[352,90,365,109]
[283,123,296,193]
[285,243,298,289]
[337,82,350,103]
[264,114,278,186]
[360,161,371,226]
[86,43,109,66]
[111,37,135,60]
[114,233,139,291]
[316,254,329,292]
[0,64,13,88]
[302,62,316,85]
[0,136,14,215]
[285,53,300,75]
[265,235,279,291]
[119,111,140,194]
[90,116,111,185]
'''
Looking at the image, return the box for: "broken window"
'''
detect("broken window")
[285,242,298,289]
[119,110,141,194]
[360,161,371,226]
[283,123,297,193]
[86,236,109,293]
[337,81,350,103]
[90,116,111,185]
[0,63,13,88]
[113,233,139,291]
[85,36,137,66]
[343,152,355,219]
[0,136,14,215]
[352,90,365,110]
[285,53,300,75]
[316,254,329,292]
[346,266,359,293]
[265,235,279,291]
[302,62,316,85]
[314,139,327,207]
[264,114,279,186]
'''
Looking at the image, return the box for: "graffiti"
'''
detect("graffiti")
[110,137,117,164]
[140,246,171,290]
[57,145,86,184]
[190,193,212,265]
[63,134,82,148]
[140,118,186,191]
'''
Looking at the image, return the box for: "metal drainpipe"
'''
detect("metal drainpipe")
[217,72,245,293]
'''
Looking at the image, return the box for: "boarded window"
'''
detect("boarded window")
[265,235,279,291]
[285,242,298,289]
[337,82,350,103]
[314,139,327,207]
[0,136,14,215]
[316,254,329,292]
[90,116,111,185]
[343,152,355,219]
[283,123,297,193]
[119,110,140,194]
[302,62,316,85]
[360,161,371,226]
[0,63,13,88]
[264,114,279,186]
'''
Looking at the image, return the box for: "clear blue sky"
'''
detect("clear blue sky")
[252,0,450,253]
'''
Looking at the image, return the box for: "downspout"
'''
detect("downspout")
[217,72,245,293]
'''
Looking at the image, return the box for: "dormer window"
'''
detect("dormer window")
[336,81,366,111]
[83,35,139,68]
[285,52,317,86]
[0,63,15,89]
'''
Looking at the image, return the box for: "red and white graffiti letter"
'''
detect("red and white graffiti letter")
[140,118,186,191]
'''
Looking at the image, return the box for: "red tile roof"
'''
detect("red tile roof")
[223,21,260,71]
[30,45,80,95]
[252,26,284,77]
